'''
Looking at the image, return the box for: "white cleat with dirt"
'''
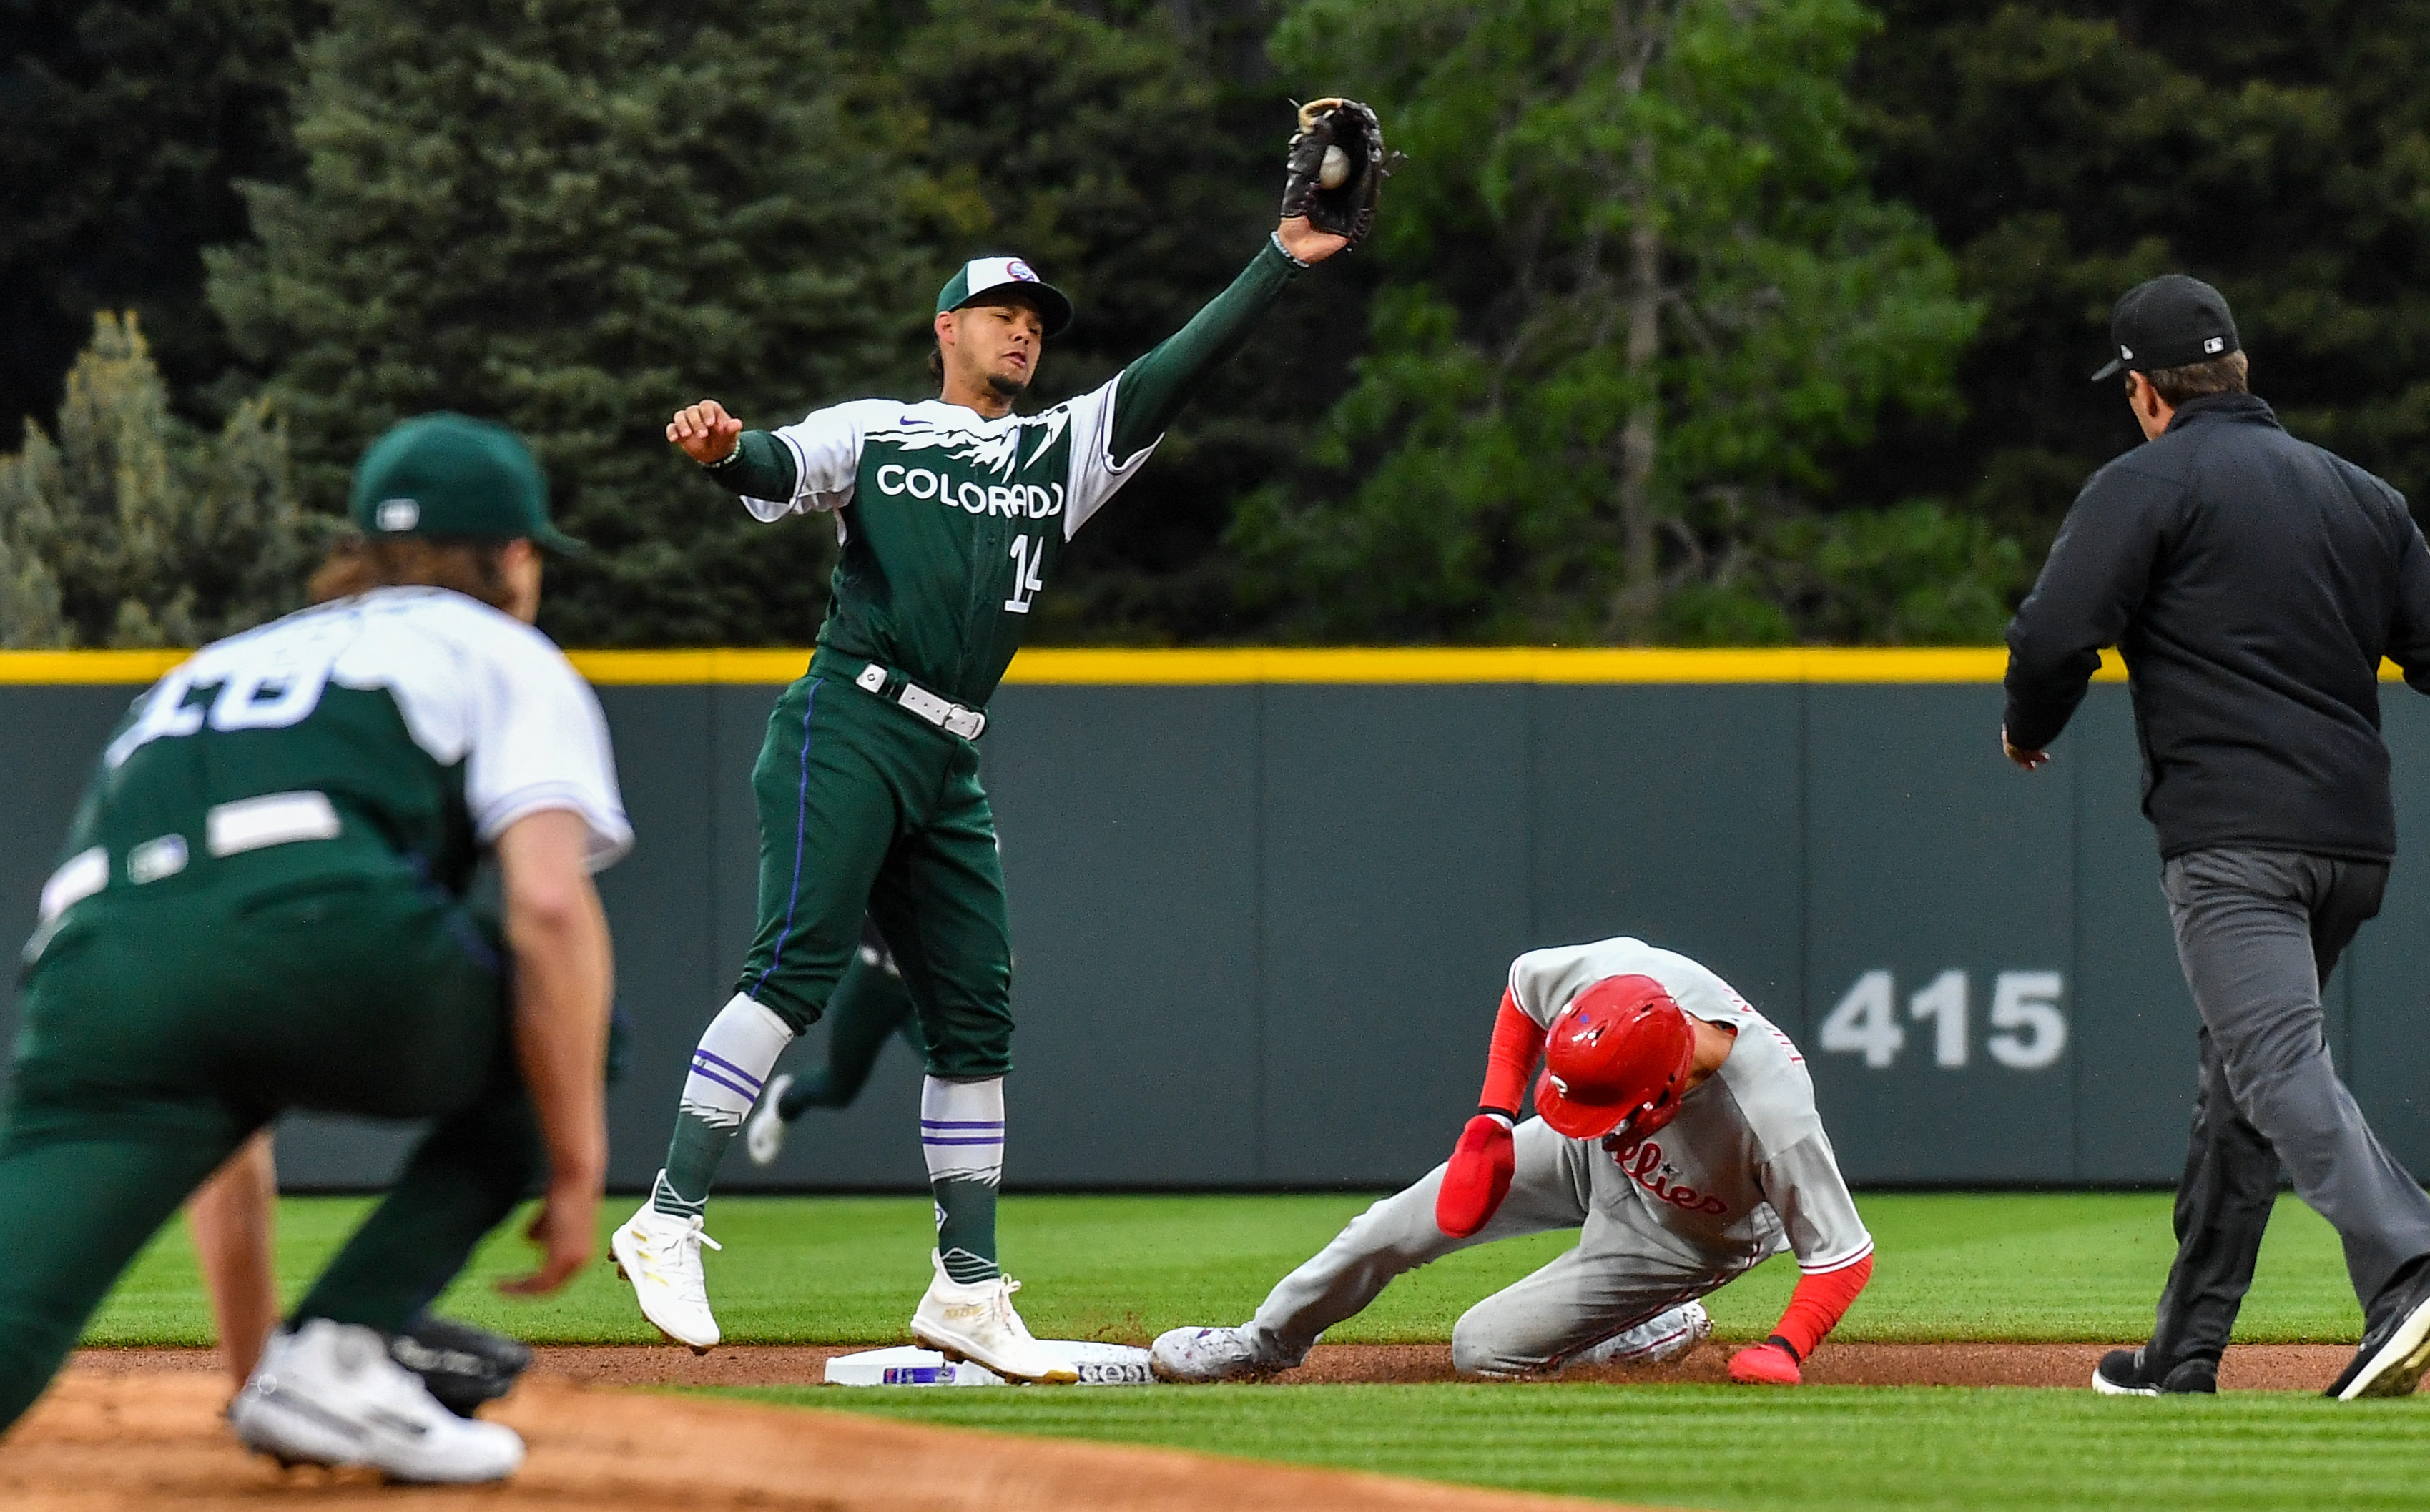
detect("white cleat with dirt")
[1150,1324,1278,1383]
[744,1074,795,1167]
[909,1252,1079,1384]
[1568,1300,1713,1368]
[227,1318,525,1483]
[611,1194,724,1353]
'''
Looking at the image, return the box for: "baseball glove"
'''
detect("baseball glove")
[1280,97,1395,249]
[392,1313,532,1417]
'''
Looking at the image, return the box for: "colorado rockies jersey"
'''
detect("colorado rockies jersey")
[748,383,1148,708]
[1508,938,1873,1274]
[38,588,630,940]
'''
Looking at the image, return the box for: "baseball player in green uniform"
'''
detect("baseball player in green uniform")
[610,102,1391,1383]
[0,414,629,1482]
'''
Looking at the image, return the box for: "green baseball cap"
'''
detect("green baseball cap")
[936,255,1073,337]
[349,412,583,553]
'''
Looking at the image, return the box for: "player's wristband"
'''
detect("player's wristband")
[1765,1333,1802,1363]
[1269,229,1312,270]
[1476,1105,1517,1127]
[704,437,744,468]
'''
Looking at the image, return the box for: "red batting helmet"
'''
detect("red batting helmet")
[1533,974,1696,1140]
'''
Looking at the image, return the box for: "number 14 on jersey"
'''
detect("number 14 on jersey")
[1004,535,1047,613]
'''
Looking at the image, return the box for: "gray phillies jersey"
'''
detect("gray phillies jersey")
[749,383,1151,709]
[1509,937,1874,1274]
[37,588,631,946]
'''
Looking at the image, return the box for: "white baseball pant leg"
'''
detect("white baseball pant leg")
[1244,1119,1734,1375]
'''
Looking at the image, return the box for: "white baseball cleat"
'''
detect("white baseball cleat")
[909,1252,1078,1384]
[1570,1300,1713,1369]
[227,1318,525,1483]
[744,1073,795,1167]
[611,1195,723,1353]
[1150,1324,1277,1383]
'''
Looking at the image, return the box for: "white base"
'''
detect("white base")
[824,1341,1153,1387]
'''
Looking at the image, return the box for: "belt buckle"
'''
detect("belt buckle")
[945,708,986,741]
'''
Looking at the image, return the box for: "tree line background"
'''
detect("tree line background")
[6,0,2429,649]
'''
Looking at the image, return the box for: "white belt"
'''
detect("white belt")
[36,790,345,924]
[853,662,988,740]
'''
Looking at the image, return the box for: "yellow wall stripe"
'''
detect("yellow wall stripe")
[0,644,2118,685]
[9,645,2411,686]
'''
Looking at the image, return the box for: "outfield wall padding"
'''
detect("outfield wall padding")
[6,653,2429,1193]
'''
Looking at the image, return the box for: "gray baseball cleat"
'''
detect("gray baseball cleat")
[744,1073,795,1167]
[1569,1300,1713,1369]
[1150,1325,1279,1383]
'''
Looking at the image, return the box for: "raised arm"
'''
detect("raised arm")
[669,400,799,503]
[1103,219,1342,467]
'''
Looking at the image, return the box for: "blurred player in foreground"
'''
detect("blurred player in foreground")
[187,1132,535,1415]
[741,921,920,1168]
[1153,938,1872,1383]
[0,413,629,1483]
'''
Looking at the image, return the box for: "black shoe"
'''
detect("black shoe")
[2326,1261,2430,1400]
[2092,1346,2217,1396]
[390,1314,533,1418]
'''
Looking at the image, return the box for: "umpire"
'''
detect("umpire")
[2003,275,2430,1400]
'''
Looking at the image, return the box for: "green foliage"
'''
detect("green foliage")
[1232,0,1984,643]
[0,0,321,433]
[1854,2,2430,545]
[206,0,950,646]
[0,314,322,648]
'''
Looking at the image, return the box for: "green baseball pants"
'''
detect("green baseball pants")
[734,652,1013,1079]
[0,857,541,1431]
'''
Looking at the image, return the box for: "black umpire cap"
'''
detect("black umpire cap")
[2091,275,2240,381]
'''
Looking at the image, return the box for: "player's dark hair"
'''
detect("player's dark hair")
[2133,350,2249,407]
[309,535,516,612]
[928,340,945,387]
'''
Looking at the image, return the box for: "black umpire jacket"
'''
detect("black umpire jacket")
[2004,392,2430,861]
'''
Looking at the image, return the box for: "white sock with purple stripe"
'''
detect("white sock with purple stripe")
[654,994,794,1218]
[681,994,792,1128]
[923,1075,1005,1284]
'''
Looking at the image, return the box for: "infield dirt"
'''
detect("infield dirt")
[7,1341,2354,1510]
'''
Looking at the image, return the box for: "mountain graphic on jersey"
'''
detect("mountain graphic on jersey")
[864,408,1070,478]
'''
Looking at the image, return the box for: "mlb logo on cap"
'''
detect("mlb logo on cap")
[935,255,1073,337]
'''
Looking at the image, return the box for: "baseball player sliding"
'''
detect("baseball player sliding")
[611,104,1392,1383]
[1153,937,1873,1384]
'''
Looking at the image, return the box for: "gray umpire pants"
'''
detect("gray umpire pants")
[1243,1119,1756,1376]
[2148,847,2430,1363]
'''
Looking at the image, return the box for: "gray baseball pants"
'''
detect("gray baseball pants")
[1243,1118,1758,1376]
[2148,847,2430,1363]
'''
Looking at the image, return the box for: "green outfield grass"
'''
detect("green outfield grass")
[82,1189,2363,1348]
[755,1383,2428,1512]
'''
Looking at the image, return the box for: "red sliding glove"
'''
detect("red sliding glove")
[1435,1114,1516,1237]
[1728,1338,1802,1385]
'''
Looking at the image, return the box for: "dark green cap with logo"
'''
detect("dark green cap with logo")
[935,255,1073,337]
[349,412,583,553]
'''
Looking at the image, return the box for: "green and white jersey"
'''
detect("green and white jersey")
[39,588,630,937]
[749,380,1151,708]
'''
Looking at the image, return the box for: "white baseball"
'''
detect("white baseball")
[1319,144,1350,190]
